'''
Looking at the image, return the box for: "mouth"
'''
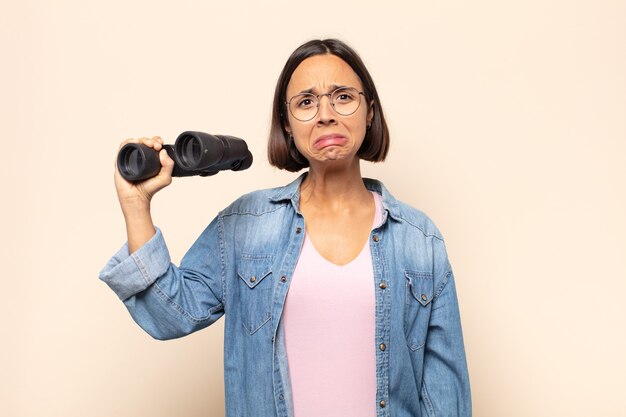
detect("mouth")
[313,134,348,150]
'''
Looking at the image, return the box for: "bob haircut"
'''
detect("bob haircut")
[268,39,390,172]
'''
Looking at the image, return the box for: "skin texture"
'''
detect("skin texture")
[284,54,377,265]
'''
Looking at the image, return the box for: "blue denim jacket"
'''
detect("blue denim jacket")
[99,174,471,417]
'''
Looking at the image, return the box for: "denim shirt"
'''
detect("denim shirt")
[99,174,471,417]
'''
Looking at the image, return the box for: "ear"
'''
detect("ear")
[367,100,375,126]
[283,118,292,135]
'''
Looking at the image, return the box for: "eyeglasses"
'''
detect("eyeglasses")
[286,87,365,122]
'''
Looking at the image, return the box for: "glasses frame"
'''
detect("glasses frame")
[285,87,366,122]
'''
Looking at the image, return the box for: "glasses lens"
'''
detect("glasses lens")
[288,88,363,121]
[331,87,361,116]
[289,93,317,121]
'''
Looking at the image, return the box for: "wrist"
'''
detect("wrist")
[120,197,151,216]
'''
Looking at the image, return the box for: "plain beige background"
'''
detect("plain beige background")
[2,0,625,416]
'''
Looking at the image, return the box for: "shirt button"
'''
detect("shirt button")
[296,227,302,234]
[379,343,386,351]
[279,394,284,401]
[379,282,387,289]
[421,294,428,301]
[372,235,379,242]
[379,400,386,408]
[250,276,256,283]
[280,275,287,283]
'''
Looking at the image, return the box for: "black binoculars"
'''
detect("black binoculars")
[117,131,253,182]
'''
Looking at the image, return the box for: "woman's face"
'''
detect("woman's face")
[284,54,373,167]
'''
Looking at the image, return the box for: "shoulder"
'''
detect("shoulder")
[394,200,444,241]
[219,184,291,217]
[365,178,444,241]
[219,173,305,217]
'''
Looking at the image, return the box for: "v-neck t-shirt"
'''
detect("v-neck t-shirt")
[282,191,383,417]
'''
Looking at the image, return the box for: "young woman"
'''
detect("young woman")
[100,38,471,417]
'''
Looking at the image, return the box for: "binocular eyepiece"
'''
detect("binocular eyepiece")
[117,131,253,182]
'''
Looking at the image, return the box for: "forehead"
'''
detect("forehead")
[286,54,363,96]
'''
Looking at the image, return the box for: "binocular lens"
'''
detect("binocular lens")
[117,143,161,181]
[131,148,144,176]
[180,135,202,168]
[121,146,143,177]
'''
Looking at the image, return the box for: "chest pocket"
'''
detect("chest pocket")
[237,255,274,335]
[404,271,434,351]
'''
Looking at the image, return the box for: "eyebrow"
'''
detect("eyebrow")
[297,84,349,95]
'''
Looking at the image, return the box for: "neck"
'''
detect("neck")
[300,157,369,208]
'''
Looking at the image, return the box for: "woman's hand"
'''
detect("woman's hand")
[114,136,175,212]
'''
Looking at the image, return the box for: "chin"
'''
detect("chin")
[320,147,351,160]
[311,149,360,167]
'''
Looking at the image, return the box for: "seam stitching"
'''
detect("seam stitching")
[131,252,151,287]
[152,281,221,324]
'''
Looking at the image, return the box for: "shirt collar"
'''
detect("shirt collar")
[268,172,402,222]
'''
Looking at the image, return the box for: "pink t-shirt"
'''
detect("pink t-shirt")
[282,191,383,417]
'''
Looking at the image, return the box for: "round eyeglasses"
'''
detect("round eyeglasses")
[286,87,365,122]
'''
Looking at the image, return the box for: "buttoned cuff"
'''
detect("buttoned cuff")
[99,227,171,300]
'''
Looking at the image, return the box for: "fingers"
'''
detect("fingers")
[149,136,164,151]
[118,136,164,151]
[159,148,175,178]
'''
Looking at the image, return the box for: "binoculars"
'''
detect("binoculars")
[117,131,253,182]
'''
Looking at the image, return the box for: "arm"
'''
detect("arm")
[100,135,224,339]
[99,216,225,340]
[419,240,472,416]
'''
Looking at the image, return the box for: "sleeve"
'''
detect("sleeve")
[98,217,225,340]
[419,237,472,416]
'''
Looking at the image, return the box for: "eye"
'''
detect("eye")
[334,89,356,103]
[295,94,316,108]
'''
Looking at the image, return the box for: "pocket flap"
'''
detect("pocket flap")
[237,256,273,289]
[405,271,434,306]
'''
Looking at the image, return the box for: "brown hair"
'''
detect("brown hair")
[267,39,390,172]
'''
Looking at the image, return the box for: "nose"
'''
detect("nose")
[316,94,336,125]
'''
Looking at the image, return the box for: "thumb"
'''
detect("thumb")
[159,149,175,177]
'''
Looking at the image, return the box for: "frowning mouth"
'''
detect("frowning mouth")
[314,134,348,150]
